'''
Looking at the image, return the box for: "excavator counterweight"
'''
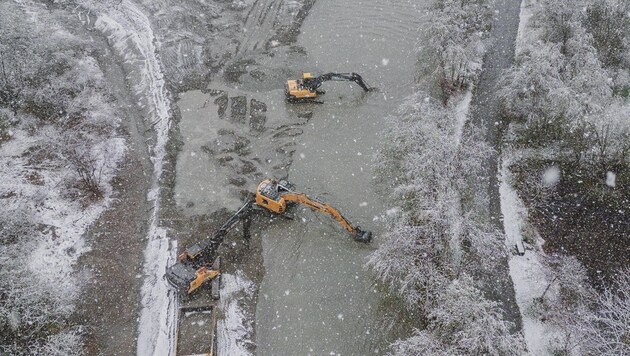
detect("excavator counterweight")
[286,72,374,102]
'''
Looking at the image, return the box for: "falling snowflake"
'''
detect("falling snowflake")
[606,171,616,187]
[542,166,560,186]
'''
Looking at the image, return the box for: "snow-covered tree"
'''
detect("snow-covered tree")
[373,91,522,353]
[583,0,630,67]
[536,0,585,47]
[370,221,451,310]
[390,330,456,356]
[426,0,493,102]
[389,275,525,356]
[500,0,630,169]
[498,42,566,128]
[540,255,595,310]
[576,269,630,355]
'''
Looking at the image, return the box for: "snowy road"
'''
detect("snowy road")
[79,1,178,354]
[467,0,524,325]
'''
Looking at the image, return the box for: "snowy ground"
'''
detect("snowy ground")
[0,124,126,347]
[218,272,256,356]
[79,0,178,354]
[499,153,564,354]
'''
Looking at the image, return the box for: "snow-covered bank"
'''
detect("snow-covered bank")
[0,128,126,352]
[499,154,563,355]
[218,273,255,356]
[79,0,176,354]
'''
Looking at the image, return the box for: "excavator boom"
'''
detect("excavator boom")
[283,193,355,233]
[304,72,372,92]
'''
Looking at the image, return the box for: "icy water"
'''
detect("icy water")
[254,0,428,354]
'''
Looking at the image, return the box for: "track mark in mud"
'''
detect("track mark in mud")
[237,0,284,55]
[202,90,309,182]
[175,88,311,216]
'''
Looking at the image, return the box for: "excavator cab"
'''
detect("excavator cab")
[256,179,292,213]
[286,73,319,102]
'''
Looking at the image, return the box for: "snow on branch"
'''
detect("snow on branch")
[426,0,493,103]
[372,91,519,353]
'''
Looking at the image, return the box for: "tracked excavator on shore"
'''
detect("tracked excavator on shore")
[285,72,374,102]
[165,201,253,296]
[165,179,372,295]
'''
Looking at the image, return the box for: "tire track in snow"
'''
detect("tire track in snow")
[79,1,177,354]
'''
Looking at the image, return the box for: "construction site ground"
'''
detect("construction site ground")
[77,0,436,354]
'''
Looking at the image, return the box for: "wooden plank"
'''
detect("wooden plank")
[515,240,525,256]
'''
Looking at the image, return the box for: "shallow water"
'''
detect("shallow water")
[254,0,429,354]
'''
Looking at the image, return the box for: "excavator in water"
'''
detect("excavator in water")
[255,178,372,243]
[165,178,372,295]
[285,72,374,102]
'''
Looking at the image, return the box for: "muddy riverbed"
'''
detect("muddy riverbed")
[47,0,431,353]
[172,0,429,354]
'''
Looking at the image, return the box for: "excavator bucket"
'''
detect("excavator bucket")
[353,228,372,243]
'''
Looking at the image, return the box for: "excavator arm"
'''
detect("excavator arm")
[282,193,352,232]
[166,200,253,294]
[304,72,373,93]
[283,192,372,243]
[177,200,253,263]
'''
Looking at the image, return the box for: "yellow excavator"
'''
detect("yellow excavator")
[256,178,372,243]
[166,179,372,295]
[165,201,253,295]
[285,72,374,102]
